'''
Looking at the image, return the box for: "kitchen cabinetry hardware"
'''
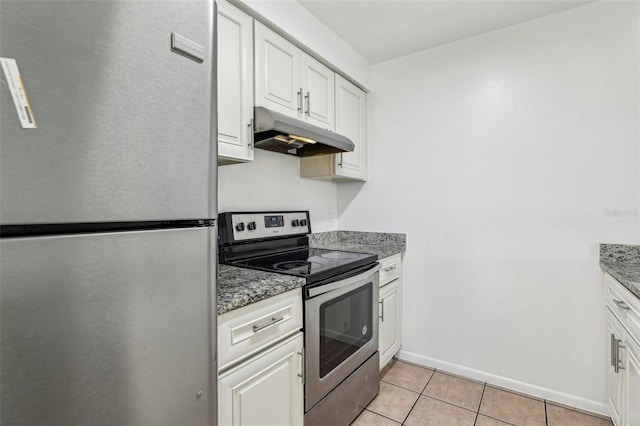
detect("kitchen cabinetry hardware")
[253,316,285,333]
[298,89,303,113]
[383,265,397,272]
[297,348,305,384]
[379,300,385,321]
[248,119,254,150]
[612,333,617,367]
[615,338,626,373]
[614,299,631,312]
[305,91,311,116]
[338,153,343,167]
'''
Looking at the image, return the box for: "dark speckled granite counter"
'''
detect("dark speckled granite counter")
[309,231,406,259]
[217,265,304,315]
[600,244,640,299]
[217,231,407,315]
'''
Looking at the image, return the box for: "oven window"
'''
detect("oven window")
[319,283,373,378]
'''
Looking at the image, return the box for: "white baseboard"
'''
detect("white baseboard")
[396,349,609,417]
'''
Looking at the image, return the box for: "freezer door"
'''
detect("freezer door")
[0,0,216,224]
[1,228,217,426]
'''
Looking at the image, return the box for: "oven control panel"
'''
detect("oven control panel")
[219,211,310,242]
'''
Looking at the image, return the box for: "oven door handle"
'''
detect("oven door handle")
[307,263,381,298]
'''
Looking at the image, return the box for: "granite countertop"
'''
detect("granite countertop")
[600,244,640,299]
[217,231,407,315]
[309,230,406,259]
[217,264,305,315]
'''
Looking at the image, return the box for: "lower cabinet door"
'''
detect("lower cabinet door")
[219,333,304,426]
[379,279,401,370]
[626,336,640,426]
[607,310,625,426]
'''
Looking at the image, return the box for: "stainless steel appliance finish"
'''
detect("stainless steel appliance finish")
[0,1,217,425]
[304,263,380,412]
[304,352,379,426]
[1,229,216,425]
[0,0,215,224]
[253,106,355,157]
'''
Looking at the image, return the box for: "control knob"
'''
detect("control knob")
[292,219,300,227]
[247,221,257,231]
[300,219,307,227]
[235,222,245,232]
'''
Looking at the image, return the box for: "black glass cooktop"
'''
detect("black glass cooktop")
[229,247,378,284]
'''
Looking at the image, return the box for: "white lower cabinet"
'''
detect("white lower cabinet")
[218,288,304,426]
[605,272,640,426]
[378,254,402,370]
[218,333,304,426]
[607,310,627,426]
[627,337,640,426]
[379,278,400,369]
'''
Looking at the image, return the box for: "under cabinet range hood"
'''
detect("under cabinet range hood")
[253,107,354,157]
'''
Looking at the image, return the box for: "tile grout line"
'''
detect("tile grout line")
[544,399,548,426]
[362,408,403,425]
[399,369,437,425]
[381,378,432,395]
[473,383,487,426]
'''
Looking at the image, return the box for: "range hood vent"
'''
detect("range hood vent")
[253,107,354,157]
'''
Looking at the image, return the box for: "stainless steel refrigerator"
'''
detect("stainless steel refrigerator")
[0,1,217,425]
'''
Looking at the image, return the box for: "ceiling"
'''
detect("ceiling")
[298,0,594,64]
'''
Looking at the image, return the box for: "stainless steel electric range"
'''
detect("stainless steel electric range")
[218,211,381,426]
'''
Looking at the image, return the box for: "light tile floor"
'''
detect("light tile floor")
[352,360,613,426]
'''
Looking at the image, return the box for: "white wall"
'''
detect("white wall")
[218,150,338,232]
[338,0,640,413]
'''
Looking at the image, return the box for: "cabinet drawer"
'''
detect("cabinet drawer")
[606,273,640,345]
[379,254,401,287]
[218,288,303,371]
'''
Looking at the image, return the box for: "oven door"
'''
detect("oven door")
[304,263,380,411]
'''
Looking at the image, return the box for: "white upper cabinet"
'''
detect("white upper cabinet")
[217,0,254,165]
[335,75,367,179]
[300,75,367,181]
[254,22,334,131]
[254,22,301,118]
[301,54,335,130]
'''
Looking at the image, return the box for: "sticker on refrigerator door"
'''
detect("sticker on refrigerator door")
[0,58,37,128]
[171,33,205,63]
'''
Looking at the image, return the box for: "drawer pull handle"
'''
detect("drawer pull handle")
[615,338,626,374]
[383,265,397,273]
[252,316,285,333]
[297,349,305,384]
[613,299,631,312]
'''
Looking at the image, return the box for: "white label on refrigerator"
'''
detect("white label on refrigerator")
[1,57,37,128]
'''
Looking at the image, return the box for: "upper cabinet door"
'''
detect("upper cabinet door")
[301,54,334,131]
[335,75,367,180]
[217,0,254,164]
[254,22,302,118]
